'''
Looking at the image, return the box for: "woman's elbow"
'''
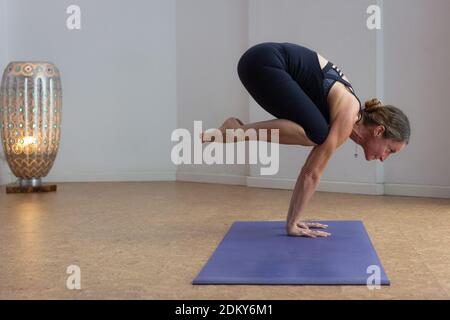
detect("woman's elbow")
[301,167,322,182]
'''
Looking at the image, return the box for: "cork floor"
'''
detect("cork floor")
[0,181,449,300]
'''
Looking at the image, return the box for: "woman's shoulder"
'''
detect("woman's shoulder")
[329,92,361,126]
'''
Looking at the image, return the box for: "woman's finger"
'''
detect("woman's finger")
[310,230,331,237]
[316,223,328,228]
[296,222,310,230]
[300,229,316,238]
[306,222,328,229]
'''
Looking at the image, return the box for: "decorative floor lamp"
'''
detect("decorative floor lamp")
[0,61,62,193]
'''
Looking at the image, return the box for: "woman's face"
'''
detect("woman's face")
[362,125,406,162]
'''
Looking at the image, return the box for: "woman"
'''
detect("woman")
[201,42,411,238]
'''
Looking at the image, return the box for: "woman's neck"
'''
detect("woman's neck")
[350,122,364,145]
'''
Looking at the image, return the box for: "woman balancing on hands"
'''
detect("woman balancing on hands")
[201,42,411,238]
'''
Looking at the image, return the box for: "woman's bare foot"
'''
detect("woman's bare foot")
[200,117,244,143]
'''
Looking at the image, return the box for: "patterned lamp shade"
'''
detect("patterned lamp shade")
[0,61,62,191]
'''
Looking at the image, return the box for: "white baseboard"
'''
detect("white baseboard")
[384,183,450,199]
[246,175,296,190]
[1,170,449,199]
[178,172,450,198]
[19,171,176,184]
[247,176,384,195]
[177,172,385,195]
[176,171,247,186]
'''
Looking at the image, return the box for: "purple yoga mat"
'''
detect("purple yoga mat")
[193,220,390,285]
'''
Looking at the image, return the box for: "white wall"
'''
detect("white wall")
[383,0,450,198]
[174,0,383,194]
[1,0,177,184]
[175,0,249,184]
[0,0,11,185]
[0,0,448,198]
[175,0,449,198]
[246,0,382,194]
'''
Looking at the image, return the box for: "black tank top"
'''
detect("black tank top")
[322,61,363,116]
[277,43,362,124]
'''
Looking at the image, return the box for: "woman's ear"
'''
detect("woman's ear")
[374,125,385,137]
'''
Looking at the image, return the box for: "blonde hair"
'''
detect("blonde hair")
[358,98,410,144]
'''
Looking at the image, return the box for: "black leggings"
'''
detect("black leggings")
[237,42,329,145]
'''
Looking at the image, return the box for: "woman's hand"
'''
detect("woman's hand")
[286,221,331,238]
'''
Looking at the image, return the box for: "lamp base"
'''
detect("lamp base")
[6,183,57,193]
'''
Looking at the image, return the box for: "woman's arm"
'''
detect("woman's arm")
[286,103,357,236]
